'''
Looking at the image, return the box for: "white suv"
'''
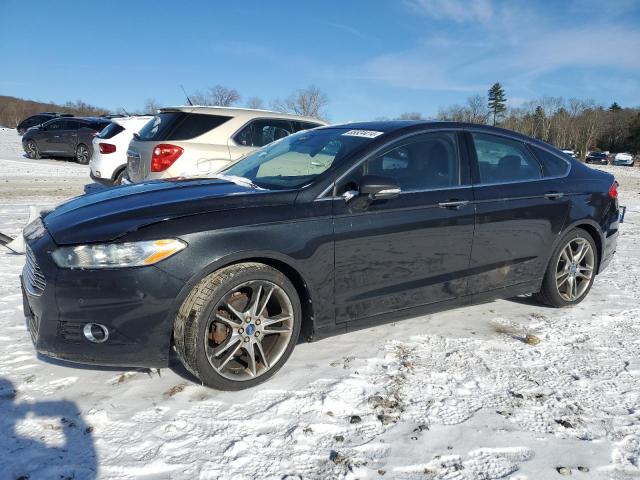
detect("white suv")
[90,116,152,185]
[126,106,326,182]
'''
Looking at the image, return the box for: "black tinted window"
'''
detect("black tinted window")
[62,120,83,130]
[43,119,63,131]
[97,122,124,139]
[531,146,570,177]
[137,112,231,141]
[343,132,461,192]
[234,119,294,147]
[472,133,542,184]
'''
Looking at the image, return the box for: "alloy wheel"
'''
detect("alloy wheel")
[76,145,89,164]
[555,237,594,301]
[27,141,38,158]
[205,280,294,381]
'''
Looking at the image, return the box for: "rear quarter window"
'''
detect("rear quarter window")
[531,146,570,177]
[137,112,231,141]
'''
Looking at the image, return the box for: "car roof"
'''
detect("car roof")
[160,106,328,125]
[112,116,153,127]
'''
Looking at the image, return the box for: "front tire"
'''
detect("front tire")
[75,143,90,164]
[534,228,598,307]
[25,140,40,159]
[174,263,302,390]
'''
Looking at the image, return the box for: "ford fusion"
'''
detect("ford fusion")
[22,122,620,390]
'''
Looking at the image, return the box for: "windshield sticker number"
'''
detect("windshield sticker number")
[342,130,384,138]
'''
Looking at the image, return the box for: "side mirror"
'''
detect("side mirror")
[359,174,401,200]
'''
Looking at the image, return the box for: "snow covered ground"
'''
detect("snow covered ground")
[1,128,640,479]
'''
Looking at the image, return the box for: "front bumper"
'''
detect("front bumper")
[22,227,186,368]
[613,160,634,166]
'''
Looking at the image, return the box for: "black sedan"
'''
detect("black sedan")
[22,122,620,389]
[22,117,110,164]
[585,151,609,165]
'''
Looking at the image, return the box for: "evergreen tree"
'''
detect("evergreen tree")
[488,82,507,126]
[609,102,622,112]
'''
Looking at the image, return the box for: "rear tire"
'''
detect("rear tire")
[25,140,40,159]
[114,169,126,185]
[173,263,302,390]
[534,228,598,307]
[75,143,90,164]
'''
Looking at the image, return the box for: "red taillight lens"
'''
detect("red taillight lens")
[99,143,116,154]
[609,181,618,199]
[151,144,184,172]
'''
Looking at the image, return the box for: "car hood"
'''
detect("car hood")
[43,178,295,245]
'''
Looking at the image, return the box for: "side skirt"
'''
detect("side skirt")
[310,279,542,342]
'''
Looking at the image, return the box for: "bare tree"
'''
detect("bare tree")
[465,94,489,124]
[246,97,264,110]
[144,98,162,114]
[208,85,240,107]
[190,85,241,107]
[437,94,488,124]
[272,85,329,120]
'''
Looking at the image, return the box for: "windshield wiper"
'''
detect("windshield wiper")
[209,174,265,190]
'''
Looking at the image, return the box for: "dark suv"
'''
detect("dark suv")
[16,112,73,135]
[22,117,110,164]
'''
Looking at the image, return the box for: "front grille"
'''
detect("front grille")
[24,245,46,296]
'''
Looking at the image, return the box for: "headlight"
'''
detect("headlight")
[52,239,187,269]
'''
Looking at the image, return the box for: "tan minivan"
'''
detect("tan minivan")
[126,106,326,182]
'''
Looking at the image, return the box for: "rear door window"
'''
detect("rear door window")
[137,112,231,141]
[233,119,294,147]
[471,133,542,184]
[530,146,570,178]
[62,120,83,130]
[43,119,63,131]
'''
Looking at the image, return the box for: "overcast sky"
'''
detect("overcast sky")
[0,0,638,121]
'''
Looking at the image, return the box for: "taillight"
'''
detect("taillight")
[609,181,618,199]
[151,144,184,172]
[99,143,116,154]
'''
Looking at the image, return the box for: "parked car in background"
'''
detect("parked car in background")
[613,153,634,166]
[23,122,620,390]
[22,117,110,164]
[126,106,326,183]
[585,151,609,165]
[90,116,152,185]
[16,112,73,135]
[561,149,577,158]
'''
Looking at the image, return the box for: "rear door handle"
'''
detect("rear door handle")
[438,200,470,209]
[544,192,564,200]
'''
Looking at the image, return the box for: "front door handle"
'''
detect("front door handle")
[544,192,564,200]
[438,200,470,209]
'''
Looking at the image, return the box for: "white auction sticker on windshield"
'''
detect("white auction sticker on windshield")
[342,129,384,138]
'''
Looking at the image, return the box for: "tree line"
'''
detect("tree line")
[2,83,639,157]
[0,95,110,128]
[434,83,640,158]
[144,84,329,121]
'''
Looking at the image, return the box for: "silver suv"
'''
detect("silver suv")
[126,106,325,182]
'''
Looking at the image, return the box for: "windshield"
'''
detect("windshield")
[223,128,379,189]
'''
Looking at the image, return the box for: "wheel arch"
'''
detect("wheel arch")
[167,252,316,354]
[560,219,604,273]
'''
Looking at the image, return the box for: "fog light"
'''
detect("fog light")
[83,323,109,343]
